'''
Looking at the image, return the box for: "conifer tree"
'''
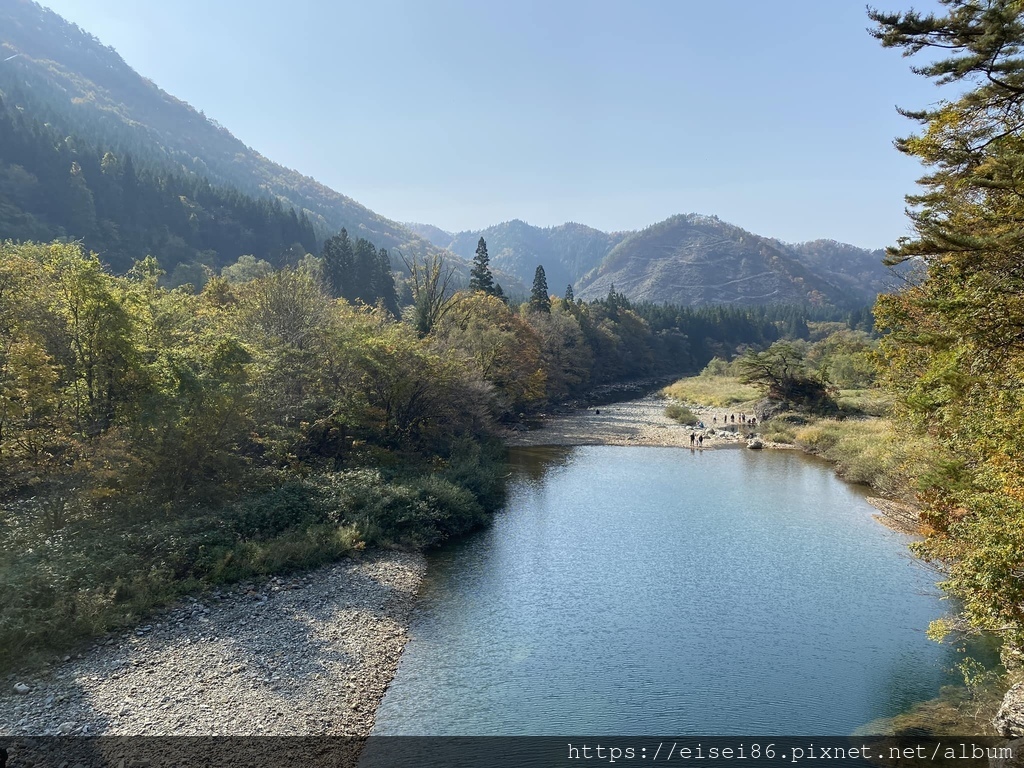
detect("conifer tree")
[869,1,1024,646]
[530,265,551,313]
[377,248,400,316]
[321,229,353,298]
[469,237,495,294]
[565,284,574,303]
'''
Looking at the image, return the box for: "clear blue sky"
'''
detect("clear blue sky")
[43,0,942,248]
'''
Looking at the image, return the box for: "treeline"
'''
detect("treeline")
[0,240,501,664]
[0,234,874,664]
[0,90,318,277]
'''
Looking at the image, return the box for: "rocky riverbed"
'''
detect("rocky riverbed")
[507,394,760,449]
[0,551,425,737]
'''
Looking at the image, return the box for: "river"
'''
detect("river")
[373,445,975,735]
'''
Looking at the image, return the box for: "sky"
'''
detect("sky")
[41,0,945,249]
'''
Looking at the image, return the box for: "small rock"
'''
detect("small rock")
[56,721,75,735]
[13,682,30,694]
[747,438,764,450]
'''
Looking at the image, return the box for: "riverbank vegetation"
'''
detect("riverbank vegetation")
[661,327,936,501]
[0,234,876,670]
[866,2,1024,658]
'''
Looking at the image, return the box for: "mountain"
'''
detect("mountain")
[441,220,631,298]
[574,214,895,307]
[0,85,320,276]
[403,222,454,249]
[0,0,437,260]
[780,239,894,300]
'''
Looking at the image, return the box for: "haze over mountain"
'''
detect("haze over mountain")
[411,215,893,308]
[574,214,895,307]
[0,0,892,308]
[0,0,438,260]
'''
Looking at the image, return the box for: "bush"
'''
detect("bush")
[314,469,490,549]
[665,402,698,425]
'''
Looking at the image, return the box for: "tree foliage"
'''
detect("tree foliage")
[529,265,551,313]
[469,237,496,295]
[870,0,1024,646]
[736,342,835,410]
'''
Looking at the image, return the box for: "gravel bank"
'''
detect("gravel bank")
[507,394,760,449]
[0,551,425,736]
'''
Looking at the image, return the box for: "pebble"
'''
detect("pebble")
[0,552,425,737]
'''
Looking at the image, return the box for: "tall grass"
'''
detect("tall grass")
[780,417,939,500]
[661,375,761,407]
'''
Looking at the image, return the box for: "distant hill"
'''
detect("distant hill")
[573,214,896,307]
[0,0,438,260]
[441,220,631,298]
[0,1,893,308]
[403,222,454,249]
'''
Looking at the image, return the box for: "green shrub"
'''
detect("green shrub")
[665,402,698,425]
[315,469,490,549]
[758,418,796,444]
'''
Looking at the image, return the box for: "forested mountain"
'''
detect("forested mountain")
[0,0,437,258]
[574,214,896,307]
[417,215,892,308]
[431,219,631,298]
[782,239,894,300]
[403,222,454,249]
[0,87,318,276]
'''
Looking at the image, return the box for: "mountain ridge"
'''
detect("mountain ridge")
[0,0,439,260]
[410,213,892,307]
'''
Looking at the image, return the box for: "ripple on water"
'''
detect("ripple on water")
[375,446,970,735]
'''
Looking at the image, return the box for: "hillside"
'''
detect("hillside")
[442,220,630,297]
[574,214,892,307]
[420,216,891,308]
[403,222,454,249]
[0,86,321,276]
[0,0,436,259]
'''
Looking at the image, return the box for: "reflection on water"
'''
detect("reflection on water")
[375,446,991,735]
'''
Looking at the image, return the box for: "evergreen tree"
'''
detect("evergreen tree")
[321,229,353,298]
[377,248,400,316]
[352,237,379,304]
[530,265,551,313]
[870,1,1024,647]
[565,284,574,303]
[469,237,495,294]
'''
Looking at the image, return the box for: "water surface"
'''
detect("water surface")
[375,445,966,735]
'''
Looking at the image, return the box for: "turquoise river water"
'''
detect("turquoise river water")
[373,445,980,735]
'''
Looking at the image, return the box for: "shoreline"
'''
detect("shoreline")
[507,393,918,535]
[507,393,764,449]
[0,550,425,737]
[0,393,919,740]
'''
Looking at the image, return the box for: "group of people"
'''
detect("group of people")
[689,410,759,449]
[711,413,754,426]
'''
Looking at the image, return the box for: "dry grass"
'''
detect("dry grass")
[661,375,760,407]
[836,388,894,417]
